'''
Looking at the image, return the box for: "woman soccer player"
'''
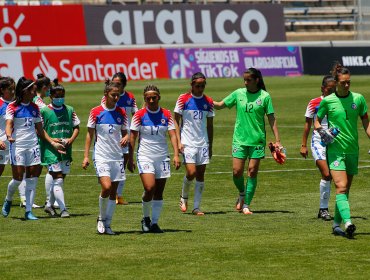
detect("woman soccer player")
[102,72,138,205]
[213,68,283,215]
[130,84,181,233]
[174,72,214,215]
[0,77,15,178]
[1,77,64,220]
[82,80,133,235]
[315,63,370,238]
[300,76,336,221]
[41,79,80,218]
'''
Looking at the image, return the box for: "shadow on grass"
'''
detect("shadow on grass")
[183,211,229,215]
[10,213,92,221]
[352,216,368,220]
[251,210,294,214]
[113,229,193,235]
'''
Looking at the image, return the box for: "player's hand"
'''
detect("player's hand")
[317,128,334,145]
[268,142,286,165]
[120,135,128,147]
[82,157,90,170]
[300,146,308,159]
[173,155,181,170]
[178,143,184,154]
[51,141,66,154]
[7,136,15,143]
[0,140,6,150]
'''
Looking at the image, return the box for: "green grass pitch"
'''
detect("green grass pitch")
[1,76,370,279]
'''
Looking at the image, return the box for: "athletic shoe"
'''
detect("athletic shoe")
[60,210,70,218]
[97,218,105,234]
[179,196,188,213]
[332,226,346,237]
[25,211,38,220]
[141,217,151,233]
[53,201,60,209]
[116,196,128,205]
[345,223,356,239]
[235,196,245,212]
[318,208,331,221]
[242,205,253,215]
[20,201,42,209]
[2,200,12,217]
[192,208,205,216]
[44,205,58,217]
[150,223,164,233]
[105,227,116,235]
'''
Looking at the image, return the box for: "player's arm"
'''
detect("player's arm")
[66,125,80,147]
[174,112,183,154]
[169,129,181,170]
[82,127,94,169]
[120,128,128,147]
[5,119,14,143]
[129,130,138,165]
[207,117,214,159]
[213,100,226,110]
[267,113,281,147]
[300,117,312,158]
[361,113,370,138]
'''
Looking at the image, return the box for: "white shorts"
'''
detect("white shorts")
[311,138,327,161]
[48,160,71,174]
[183,145,210,165]
[10,145,41,166]
[94,160,126,182]
[0,149,10,165]
[137,156,171,179]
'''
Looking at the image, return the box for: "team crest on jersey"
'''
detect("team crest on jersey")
[117,117,121,123]
[203,104,208,110]
[142,163,150,170]
[32,111,36,116]
[333,160,340,167]
[351,103,357,110]
[98,166,106,173]
[232,146,239,153]
[185,153,193,160]
[256,98,262,106]
[161,119,166,124]
[127,100,132,105]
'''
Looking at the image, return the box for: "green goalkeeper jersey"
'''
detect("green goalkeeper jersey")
[40,104,80,165]
[317,91,368,155]
[223,88,275,146]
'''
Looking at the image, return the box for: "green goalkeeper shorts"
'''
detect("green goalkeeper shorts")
[232,144,265,159]
[327,153,359,175]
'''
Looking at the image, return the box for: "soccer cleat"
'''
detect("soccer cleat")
[235,196,245,212]
[192,208,205,216]
[141,217,151,233]
[44,205,58,217]
[116,195,129,205]
[179,196,188,213]
[332,226,346,237]
[25,211,38,220]
[97,218,105,234]
[150,223,164,233]
[21,202,42,209]
[318,208,331,221]
[242,205,253,215]
[105,227,116,235]
[60,210,70,218]
[2,200,12,217]
[345,223,356,239]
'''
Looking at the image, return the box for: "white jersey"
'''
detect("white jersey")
[130,107,175,160]
[174,92,214,147]
[5,101,41,149]
[0,97,11,146]
[33,96,46,110]
[305,96,328,142]
[87,104,128,162]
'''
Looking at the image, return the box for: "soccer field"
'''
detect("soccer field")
[1,76,370,279]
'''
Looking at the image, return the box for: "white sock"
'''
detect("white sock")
[142,200,152,218]
[105,199,116,227]
[45,173,53,204]
[18,178,26,202]
[116,180,125,197]
[151,200,163,225]
[25,177,38,212]
[53,178,66,211]
[99,196,108,221]
[193,181,204,210]
[6,179,22,201]
[181,176,192,199]
[319,179,331,209]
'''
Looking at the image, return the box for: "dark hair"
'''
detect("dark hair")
[191,72,206,83]
[321,75,336,87]
[15,77,34,105]
[330,61,350,81]
[112,72,127,87]
[50,78,65,96]
[104,79,121,94]
[0,77,15,96]
[244,68,266,91]
[35,73,51,91]
[143,84,160,96]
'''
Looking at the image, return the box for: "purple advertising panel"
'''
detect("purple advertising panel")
[166,46,302,79]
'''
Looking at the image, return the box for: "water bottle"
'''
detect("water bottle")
[320,127,340,147]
